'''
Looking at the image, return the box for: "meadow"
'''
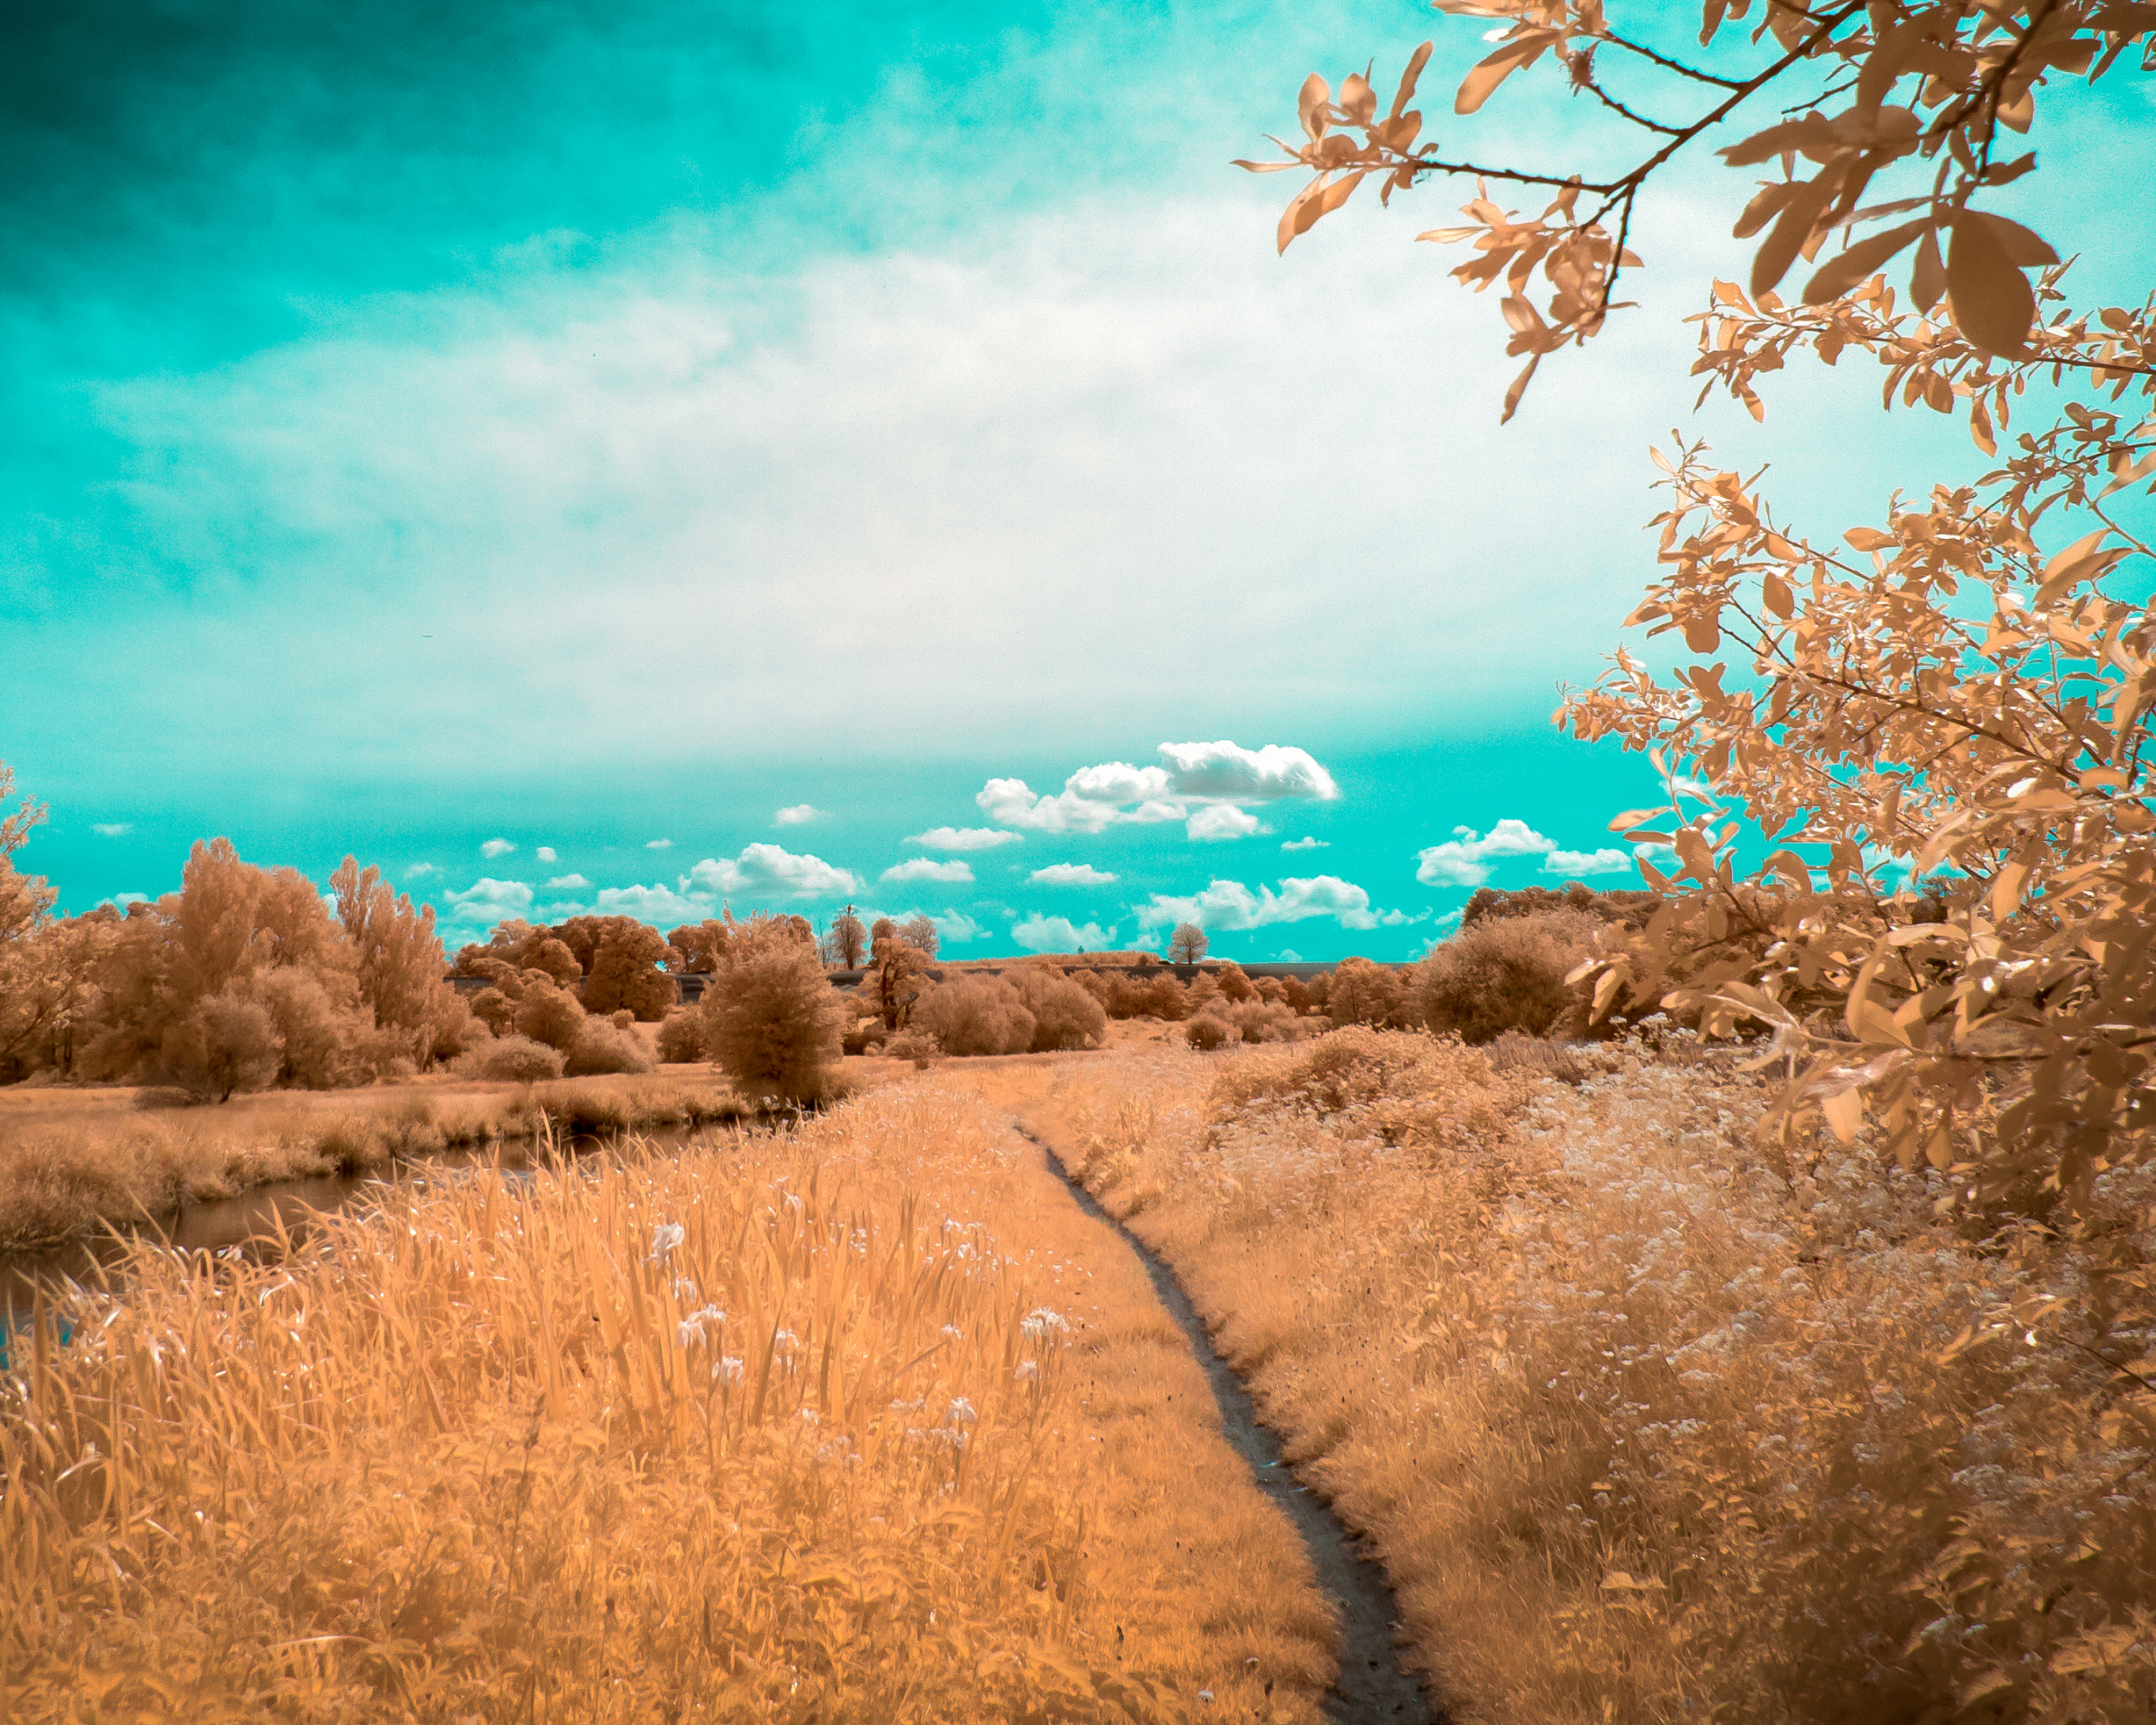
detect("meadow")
[7,1031,2152,1721]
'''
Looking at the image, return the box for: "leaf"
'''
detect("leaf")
[1821,1088,1862,1144]
[1946,214,2037,359]
[1733,180,1797,240]
[1298,73,1331,140]
[1608,808,1669,832]
[1975,212,2058,267]
[1910,226,1947,311]
[1720,115,1832,167]
[1843,526,1895,550]
[1456,34,1553,116]
[1499,352,1542,424]
[1389,41,1434,120]
[1801,219,1929,305]
[1751,173,1839,298]
[2034,528,2125,606]
[1762,571,1796,618]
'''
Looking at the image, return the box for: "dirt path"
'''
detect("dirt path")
[1017,1124,1442,1725]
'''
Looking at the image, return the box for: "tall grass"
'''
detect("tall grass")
[1026,1033,2156,1723]
[4,1080,1340,1721]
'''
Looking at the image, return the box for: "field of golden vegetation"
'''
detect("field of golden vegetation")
[1001,1032,2156,1724]
[3,1074,1339,1722]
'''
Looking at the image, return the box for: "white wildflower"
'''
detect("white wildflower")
[1015,1360,1040,1383]
[672,1277,699,1303]
[1021,1307,1069,1340]
[714,1355,745,1384]
[648,1222,685,1265]
[947,1397,977,1426]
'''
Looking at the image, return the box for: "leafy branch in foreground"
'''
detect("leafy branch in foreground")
[1244,0,2156,418]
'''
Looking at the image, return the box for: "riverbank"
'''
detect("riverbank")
[0,1070,753,1249]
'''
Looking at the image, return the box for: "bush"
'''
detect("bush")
[1230,999,1300,1044]
[1411,910,1604,1044]
[1326,958,1408,1028]
[701,917,848,1105]
[514,983,588,1055]
[464,1034,567,1084]
[466,986,515,1035]
[159,991,282,1103]
[655,1009,706,1064]
[562,1018,654,1077]
[1007,968,1108,1052]
[238,968,371,1089]
[842,1020,887,1056]
[1214,962,1255,1004]
[882,1028,941,1068]
[1183,1012,1235,1050]
[911,977,1036,1057]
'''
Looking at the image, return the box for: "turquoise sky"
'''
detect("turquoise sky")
[9,0,2150,960]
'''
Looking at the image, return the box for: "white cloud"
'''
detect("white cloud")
[1414,818,1558,887]
[1544,847,1634,878]
[1012,914,1117,952]
[1276,948,1302,961]
[1155,741,1339,803]
[908,826,1023,851]
[100,891,151,910]
[1137,875,1378,933]
[1376,907,1433,926]
[685,843,857,898]
[545,872,591,889]
[976,740,1338,837]
[1280,836,1327,852]
[1030,862,1118,886]
[442,877,535,924]
[1634,840,1679,868]
[773,804,823,827]
[591,883,711,924]
[535,845,558,862]
[481,837,517,860]
[1186,804,1262,842]
[932,910,984,943]
[645,837,673,851]
[403,861,439,880]
[881,858,974,884]
[92,822,133,837]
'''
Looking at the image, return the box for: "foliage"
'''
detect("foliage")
[1166,923,1207,964]
[655,1006,707,1064]
[1250,4,2156,1217]
[912,977,1038,1058]
[1182,1012,1234,1051]
[1324,956,1409,1029]
[862,926,933,1031]
[1008,966,1110,1053]
[561,1016,656,1078]
[1413,908,1604,1042]
[884,1026,943,1067]
[826,907,870,969]
[701,915,849,1105]
[511,980,588,1056]
[579,919,678,1020]
[157,990,283,1104]
[464,1032,568,1084]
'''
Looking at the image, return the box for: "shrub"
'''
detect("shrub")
[911,977,1036,1057]
[562,1018,654,1077]
[842,1020,887,1057]
[701,916,849,1105]
[237,967,371,1089]
[883,1027,941,1068]
[514,983,588,1055]
[609,1008,634,1030]
[1214,962,1255,1004]
[465,1034,566,1084]
[159,991,282,1103]
[1326,957,1407,1028]
[1230,1000,1300,1044]
[1281,976,1312,1014]
[466,984,517,1035]
[1008,968,1108,1052]
[655,1009,706,1064]
[1184,1012,1235,1050]
[1411,910,1604,1044]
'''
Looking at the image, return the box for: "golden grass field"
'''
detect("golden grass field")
[7,1031,2153,1721]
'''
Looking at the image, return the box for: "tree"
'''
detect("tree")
[1168,922,1207,964]
[899,914,941,958]
[1252,4,2156,1213]
[862,924,932,1031]
[582,920,678,1020]
[161,989,283,1103]
[828,906,869,969]
[701,915,849,1105]
[331,855,455,1062]
[0,761,55,946]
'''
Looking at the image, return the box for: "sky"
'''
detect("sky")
[7,0,2151,960]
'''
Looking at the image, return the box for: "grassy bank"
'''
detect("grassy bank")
[997,1031,2156,1724]
[3,1078,1339,1721]
[0,1074,750,1249]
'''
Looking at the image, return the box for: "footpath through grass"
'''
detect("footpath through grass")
[999,1031,2156,1725]
[3,1076,1338,1723]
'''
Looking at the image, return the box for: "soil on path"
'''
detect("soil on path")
[1017,1121,1442,1725]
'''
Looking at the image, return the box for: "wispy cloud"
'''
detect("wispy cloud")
[773,804,823,827]
[1029,862,1118,886]
[1012,913,1116,952]
[403,862,439,879]
[481,837,517,860]
[91,822,133,837]
[645,837,673,850]
[545,872,591,889]
[1137,874,1379,933]
[977,740,1338,837]
[908,826,1023,851]
[442,877,534,924]
[1186,804,1262,841]
[1544,846,1633,877]
[536,845,558,862]
[880,858,973,884]
[1280,836,1327,851]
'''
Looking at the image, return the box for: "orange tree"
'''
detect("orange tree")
[1247,3,2154,1217]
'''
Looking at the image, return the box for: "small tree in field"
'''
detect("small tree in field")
[161,991,283,1103]
[899,914,941,958]
[1250,2,2156,1216]
[702,916,848,1105]
[1167,922,1207,964]
[827,907,869,969]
